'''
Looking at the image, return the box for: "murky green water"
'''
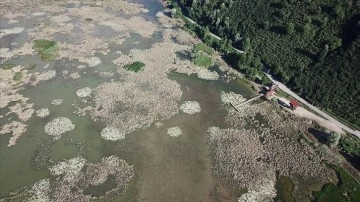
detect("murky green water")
[274,175,296,202]
[0,0,267,201]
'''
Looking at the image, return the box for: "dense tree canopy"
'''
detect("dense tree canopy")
[176,0,360,128]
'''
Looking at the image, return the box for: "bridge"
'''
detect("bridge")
[230,94,262,112]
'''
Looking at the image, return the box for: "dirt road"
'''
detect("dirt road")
[266,73,360,138]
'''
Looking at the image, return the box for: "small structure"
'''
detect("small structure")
[263,84,276,100]
[289,99,299,109]
[265,89,275,99]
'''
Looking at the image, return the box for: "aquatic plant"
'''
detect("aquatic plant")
[220,91,246,105]
[339,135,360,158]
[51,99,63,105]
[124,61,145,72]
[33,39,59,61]
[313,164,360,202]
[27,63,36,70]
[191,50,213,67]
[179,101,201,114]
[76,87,92,98]
[47,155,134,201]
[29,178,51,202]
[36,108,50,118]
[194,43,214,55]
[0,63,15,69]
[13,72,23,81]
[49,157,86,183]
[221,102,337,201]
[197,68,219,80]
[44,117,75,139]
[100,126,125,141]
[167,126,182,137]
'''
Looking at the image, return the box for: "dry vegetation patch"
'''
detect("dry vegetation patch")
[210,102,337,201]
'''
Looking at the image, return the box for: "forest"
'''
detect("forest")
[173,0,360,128]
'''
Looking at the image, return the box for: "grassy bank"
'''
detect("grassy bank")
[313,164,360,202]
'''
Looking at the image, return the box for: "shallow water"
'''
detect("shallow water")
[274,175,296,202]
[118,32,163,54]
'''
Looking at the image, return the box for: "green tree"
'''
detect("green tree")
[286,22,294,35]
[327,132,341,148]
[303,23,312,35]
[263,20,269,30]
[332,5,345,19]
[243,37,251,51]
[317,44,329,62]
[329,38,342,51]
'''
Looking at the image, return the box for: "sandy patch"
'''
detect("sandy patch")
[44,117,75,139]
[277,97,344,134]
[294,107,344,134]
[180,101,201,114]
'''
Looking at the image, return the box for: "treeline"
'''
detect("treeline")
[173,0,360,128]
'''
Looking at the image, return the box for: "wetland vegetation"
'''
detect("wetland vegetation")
[33,39,59,61]
[0,0,359,201]
[124,61,145,72]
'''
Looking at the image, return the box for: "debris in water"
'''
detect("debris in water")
[180,101,201,114]
[76,87,92,98]
[197,68,219,80]
[101,126,125,141]
[44,117,75,139]
[51,99,63,106]
[36,108,50,118]
[167,126,182,137]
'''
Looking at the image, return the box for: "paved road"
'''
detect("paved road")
[265,73,360,138]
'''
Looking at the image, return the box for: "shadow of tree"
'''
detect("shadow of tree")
[270,26,286,35]
[308,127,329,144]
[175,51,191,61]
[295,48,315,60]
